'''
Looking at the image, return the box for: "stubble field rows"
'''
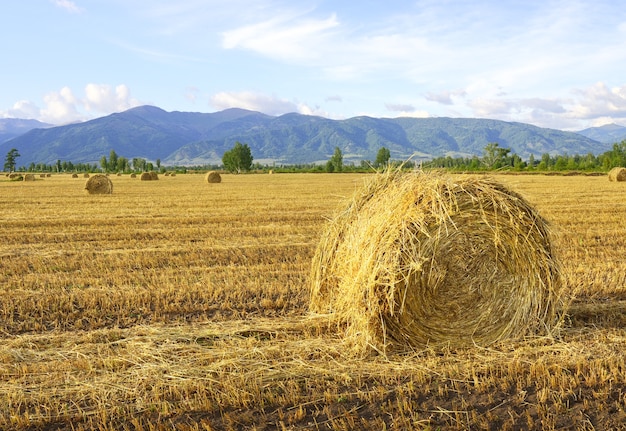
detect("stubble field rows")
[1,172,625,430]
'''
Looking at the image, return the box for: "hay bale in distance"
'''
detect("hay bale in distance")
[83,173,90,178]
[205,171,222,183]
[608,167,626,182]
[84,174,113,194]
[310,170,563,353]
[23,174,36,182]
[72,173,79,178]
[150,171,159,180]
[140,172,152,181]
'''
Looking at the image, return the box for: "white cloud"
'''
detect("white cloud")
[84,84,139,113]
[1,84,140,124]
[211,91,296,115]
[384,103,429,119]
[568,82,626,120]
[210,91,327,117]
[462,82,626,130]
[40,87,81,124]
[2,100,41,120]
[51,0,83,14]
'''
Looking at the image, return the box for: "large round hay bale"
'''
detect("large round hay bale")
[149,171,159,180]
[72,173,79,178]
[130,173,137,178]
[608,167,626,182]
[205,171,222,183]
[84,174,113,194]
[140,172,152,181]
[23,174,36,182]
[310,170,563,353]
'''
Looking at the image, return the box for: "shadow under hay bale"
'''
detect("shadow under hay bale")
[608,167,626,182]
[84,174,113,194]
[205,171,222,183]
[310,170,564,353]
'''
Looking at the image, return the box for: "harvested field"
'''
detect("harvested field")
[0,172,625,430]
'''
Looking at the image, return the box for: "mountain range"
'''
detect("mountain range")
[0,118,52,145]
[1,105,624,167]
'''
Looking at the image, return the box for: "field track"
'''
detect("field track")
[1,172,625,430]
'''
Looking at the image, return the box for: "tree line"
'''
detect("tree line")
[425,141,626,172]
[4,140,626,174]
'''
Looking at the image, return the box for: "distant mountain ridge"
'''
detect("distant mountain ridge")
[0,105,613,167]
[576,123,626,144]
[0,118,52,145]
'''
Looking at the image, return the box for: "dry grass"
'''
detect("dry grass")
[0,172,625,430]
[310,170,564,353]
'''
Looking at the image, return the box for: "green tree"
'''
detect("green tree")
[4,148,20,172]
[482,142,510,169]
[132,158,146,172]
[116,157,129,173]
[222,142,253,173]
[100,155,108,172]
[327,146,343,172]
[374,147,391,168]
[109,150,118,172]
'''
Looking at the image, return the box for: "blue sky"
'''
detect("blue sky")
[2,0,626,130]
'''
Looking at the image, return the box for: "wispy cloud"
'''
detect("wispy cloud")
[385,103,415,113]
[51,0,83,14]
[222,12,340,62]
[425,90,467,106]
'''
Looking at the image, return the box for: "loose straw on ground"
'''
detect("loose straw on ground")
[310,169,564,353]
